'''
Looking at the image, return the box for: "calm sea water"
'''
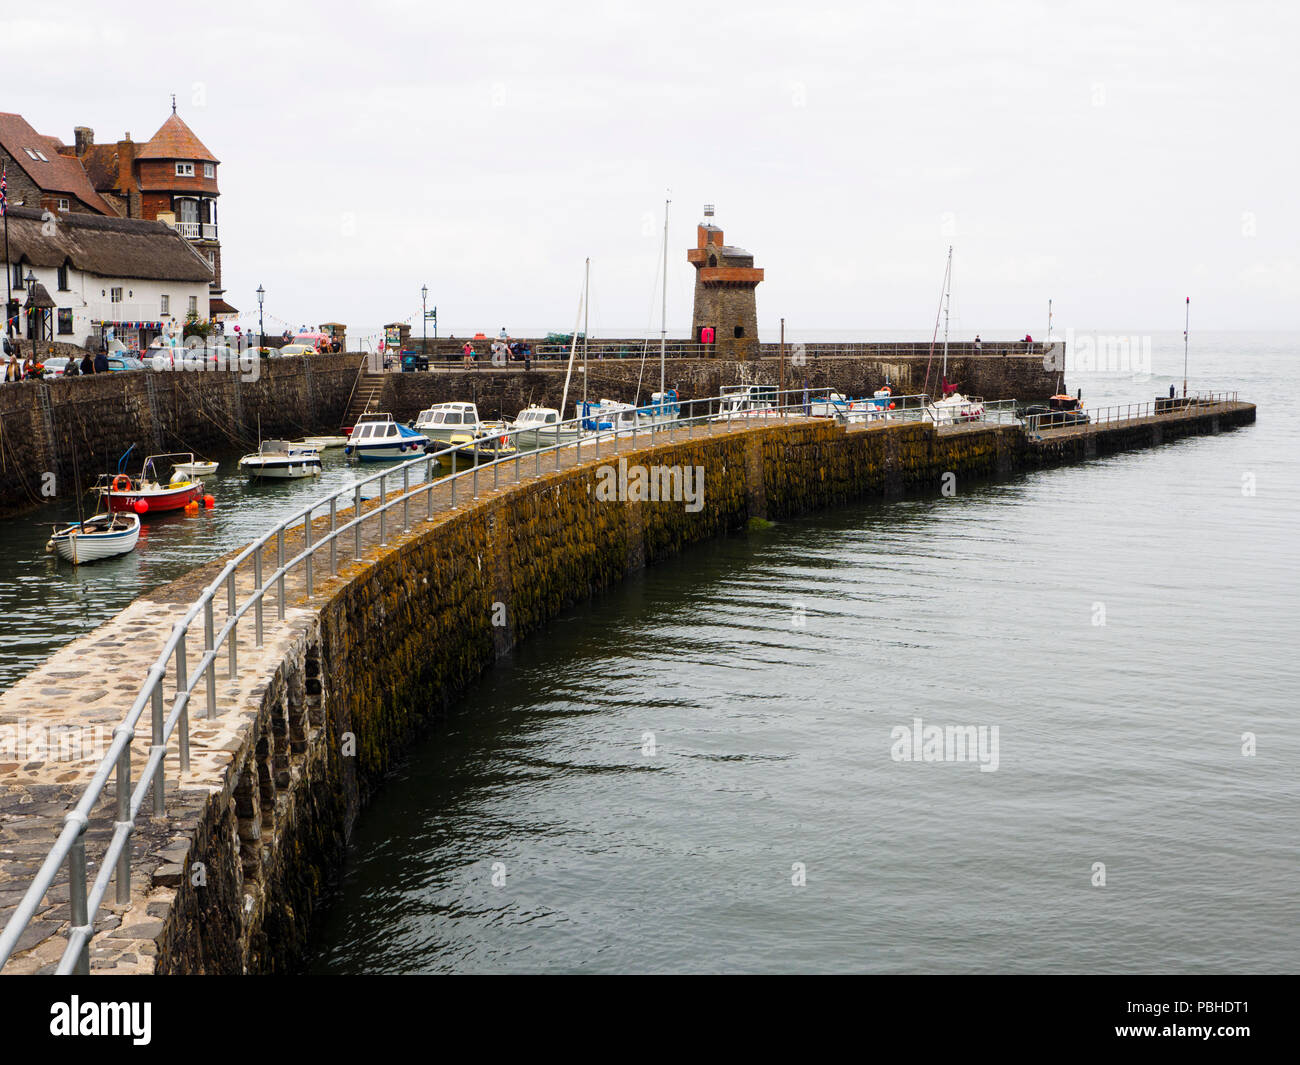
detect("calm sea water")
[308,332,1299,973]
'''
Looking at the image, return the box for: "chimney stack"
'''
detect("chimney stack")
[74,126,94,156]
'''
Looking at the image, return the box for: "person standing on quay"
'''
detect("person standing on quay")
[974,334,982,353]
[94,349,109,374]
[462,340,475,369]
[81,352,94,375]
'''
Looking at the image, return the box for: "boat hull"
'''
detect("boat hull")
[239,457,322,480]
[345,443,428,461]
[104,483,202,513]
[50,514,140,564]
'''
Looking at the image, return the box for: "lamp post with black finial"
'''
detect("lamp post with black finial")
[256,284,265,353]
[421,284,428,356]
[24,270,35,344]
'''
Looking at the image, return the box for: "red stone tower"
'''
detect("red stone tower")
[687,209,763,360]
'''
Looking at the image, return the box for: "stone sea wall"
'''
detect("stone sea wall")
[0,353,364,517]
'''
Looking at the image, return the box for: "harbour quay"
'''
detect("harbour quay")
[0,393,1254,973]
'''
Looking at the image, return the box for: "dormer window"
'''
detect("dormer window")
[176,162,195,177]
[56,198,70,212]
[57,263,69,291]
[203,163,215,179]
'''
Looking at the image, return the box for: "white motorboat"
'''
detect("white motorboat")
[709,385,786,422]
[173,459,219,478]
[344,413,430,461]
[578,398,640,435]
[639,389,681,426]
[510,405,583,447]
[299,435,348,450]
[414,402,491,445]
[47,511,140,565]
[238,440,323,480]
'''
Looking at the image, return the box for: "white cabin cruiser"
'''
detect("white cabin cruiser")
[414,402,491,445]
[238,440,323,480]
[709,385,783,421]
[511,405,583,447]
[344,413,430,461]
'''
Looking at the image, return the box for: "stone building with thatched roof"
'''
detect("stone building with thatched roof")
[3,205,212,352]
[0,103,235,322]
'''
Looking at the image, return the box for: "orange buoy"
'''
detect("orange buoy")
[185,500,199,513]
[203,495,215,509]
[133,499,149,514]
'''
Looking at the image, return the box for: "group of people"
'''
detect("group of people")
[460,329,532,369]
[3,341,109,381]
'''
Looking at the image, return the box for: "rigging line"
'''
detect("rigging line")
[633,220,667,407]
[922,252,951,399]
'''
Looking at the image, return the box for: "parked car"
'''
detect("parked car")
[105,355,146,372]
[276,343,317,357]
[41,357,72,377]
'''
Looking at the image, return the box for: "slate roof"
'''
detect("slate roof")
[0,113,115,215]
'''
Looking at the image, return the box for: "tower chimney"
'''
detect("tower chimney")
[74,127,94,156]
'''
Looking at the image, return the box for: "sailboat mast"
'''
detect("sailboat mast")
[941,245,952,380]
[660,197,669,399]
[582,257,590,409]
[1183,296,1190,398]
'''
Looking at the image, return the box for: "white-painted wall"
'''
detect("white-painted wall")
[3,262,210,349]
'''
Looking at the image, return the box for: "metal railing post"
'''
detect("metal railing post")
[203,600,216,718]
[227,571,238,678]
[305,512,314,597]
[329,497,338,575]
[473,458,479,499]
[354,485,363,560]
[403,465,410,531]
[277,528,286,620]
[67,822,90,975]
[151,682,165,816]
[450,469,457,507]
[254,548,264,647]
[176,634,190,772]
[379,474,388,544]
[114,728,131,904]
[426,457,434,515]
[494,437,500,489]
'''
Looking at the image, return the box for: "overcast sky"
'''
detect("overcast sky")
[8,1,1297,339]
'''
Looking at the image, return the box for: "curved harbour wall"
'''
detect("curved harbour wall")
[0,400,1255,973]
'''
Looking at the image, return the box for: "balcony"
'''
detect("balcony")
[174,222,218,241]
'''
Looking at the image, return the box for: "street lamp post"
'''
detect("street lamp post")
[24,270,34,344]
[256,284,265,353]
[421,284,428,355]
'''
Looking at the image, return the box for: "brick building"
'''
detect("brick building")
[0,105,234,320]
[687,213,764,361]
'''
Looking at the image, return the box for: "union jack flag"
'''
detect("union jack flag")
[1,165,6,216]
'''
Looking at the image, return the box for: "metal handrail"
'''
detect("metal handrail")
[1023,391,1240,434]
[0,385,845,974]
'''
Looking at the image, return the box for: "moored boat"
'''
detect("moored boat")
[238,440,323,480]
[344,413,430,461]
[47,511,140,565]
[96,453,204,514]
[510,405,583,448]
[299,435,348,450]
[173,459,219,478]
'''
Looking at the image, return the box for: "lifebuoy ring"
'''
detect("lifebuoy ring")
[111,474,132,493]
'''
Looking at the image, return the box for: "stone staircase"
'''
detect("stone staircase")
[342,373,390,428]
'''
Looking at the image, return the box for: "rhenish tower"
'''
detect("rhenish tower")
[687,206,763,360]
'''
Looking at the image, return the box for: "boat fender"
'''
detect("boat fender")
[203,495,215,509]
[112,474,132,493]
[133,499,149,514]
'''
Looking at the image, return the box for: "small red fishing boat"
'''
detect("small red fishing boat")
[96,453,205,514]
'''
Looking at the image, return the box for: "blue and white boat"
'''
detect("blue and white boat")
[344,413,430,461]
